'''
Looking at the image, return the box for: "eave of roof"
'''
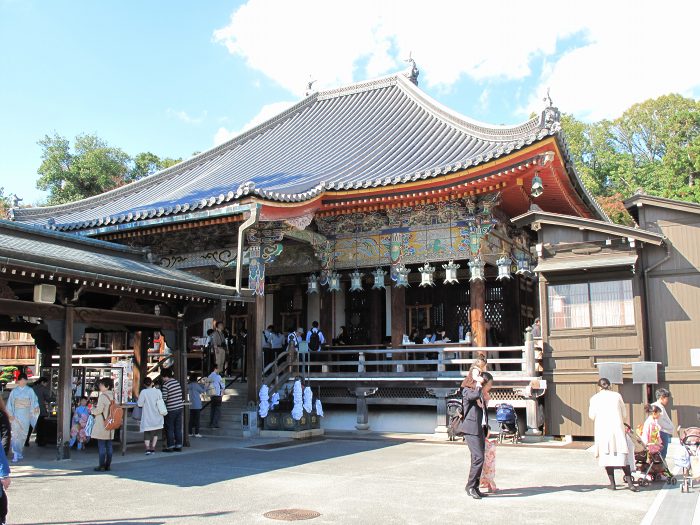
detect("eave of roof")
[511,211,665,246]
[10,74,569,233]
[0,219,247,301]
[623,193,700,216]
[534,253,638,273]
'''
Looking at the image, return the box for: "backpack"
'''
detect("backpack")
[104,397,124,431]
[308,329,321,352]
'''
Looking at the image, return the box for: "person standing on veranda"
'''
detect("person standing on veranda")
[211,322,228,377]
[588,378,638,492]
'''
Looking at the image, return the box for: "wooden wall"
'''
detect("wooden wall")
[636,204,700,429]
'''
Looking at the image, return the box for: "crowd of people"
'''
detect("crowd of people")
[457,353,678,498]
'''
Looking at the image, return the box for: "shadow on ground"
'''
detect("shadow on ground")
[35,511,234,525]
[20,438,405,489]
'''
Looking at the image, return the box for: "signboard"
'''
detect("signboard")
[632,362,659,385]
[691,348,700,367]
[596,362,624,384]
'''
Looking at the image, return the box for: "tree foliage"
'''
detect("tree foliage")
[36,133,182,205]
[561,94,700,223]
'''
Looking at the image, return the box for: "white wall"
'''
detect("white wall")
[320,406,436,434]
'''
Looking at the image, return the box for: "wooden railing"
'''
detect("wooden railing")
[261,340,541,394]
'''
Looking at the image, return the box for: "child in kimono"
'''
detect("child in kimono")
[69,397,91,449]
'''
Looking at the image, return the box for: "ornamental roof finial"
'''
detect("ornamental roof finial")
[541,87,561,127]
[404,52,419,86]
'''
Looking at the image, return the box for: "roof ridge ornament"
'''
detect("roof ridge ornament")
[404,53,419,86]
[541,87,561,127]
[305,77,317,97]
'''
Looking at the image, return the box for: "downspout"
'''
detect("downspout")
[235,203,261,294]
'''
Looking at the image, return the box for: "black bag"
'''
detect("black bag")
[448,406,465,438]
[308,329,321,352]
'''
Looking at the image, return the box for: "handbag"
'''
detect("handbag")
[156,398,168,416]
[132,405,143,421]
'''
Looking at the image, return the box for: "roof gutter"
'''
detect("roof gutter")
[235,203,261,294]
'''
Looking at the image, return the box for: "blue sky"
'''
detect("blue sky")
[1,0,698,205]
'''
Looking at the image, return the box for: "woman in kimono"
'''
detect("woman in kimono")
[479,373,498,493]
[589,378,639,491]
[6,374,39,463]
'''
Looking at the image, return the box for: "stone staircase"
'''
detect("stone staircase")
[197,380,249,438]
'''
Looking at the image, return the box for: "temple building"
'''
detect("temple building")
[8,69,700,440]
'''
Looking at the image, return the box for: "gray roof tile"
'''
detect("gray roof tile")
[14,74,558,231]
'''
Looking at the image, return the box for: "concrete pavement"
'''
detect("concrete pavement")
[8,435,693,525]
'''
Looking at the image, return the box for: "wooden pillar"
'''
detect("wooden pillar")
[319,289,332,344]
[470,279,486,347]
[177,317,190,447]
[391,285,406,348]
[247,295,266,403]
[56,306,73,460]
[369,289,382,344]
[132,331,147,399]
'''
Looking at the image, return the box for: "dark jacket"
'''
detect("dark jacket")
[0,411,10,455]
[458,386,485,437]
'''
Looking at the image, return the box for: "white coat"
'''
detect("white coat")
[589,389,630,466]
[137,387,165,433]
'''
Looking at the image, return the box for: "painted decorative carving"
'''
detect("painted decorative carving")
[284,214,315,231]
[248,246,265,296]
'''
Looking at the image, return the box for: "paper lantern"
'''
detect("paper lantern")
[371,267,387,290]
[349,269,364,292]
[497,256,512,281]
[307,273,320,294]
[419,262,435,287]
[468,258,485,282]
[442,260,460,284]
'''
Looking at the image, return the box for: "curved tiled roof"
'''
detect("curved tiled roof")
[13,74,563,231]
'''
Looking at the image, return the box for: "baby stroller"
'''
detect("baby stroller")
[677,427,700,493]
[625,424,676,487]
[496,403,520,444]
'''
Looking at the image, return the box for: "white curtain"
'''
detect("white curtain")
[548,283,590,329]
[590,280,634,327]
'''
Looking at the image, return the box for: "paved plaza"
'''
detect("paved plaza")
[8,434,698,525]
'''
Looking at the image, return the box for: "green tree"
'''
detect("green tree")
[36,133,182,205]
[37,133,131,205]
[129,152,182,182]
[561,94,700,223]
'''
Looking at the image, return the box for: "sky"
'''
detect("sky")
[1,0,699,205]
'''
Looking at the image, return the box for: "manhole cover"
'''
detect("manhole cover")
[263,509,321,521]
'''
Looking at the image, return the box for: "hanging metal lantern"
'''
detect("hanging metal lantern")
[531,173,544,198]
[327,271,341,292]
[349,269,364,292]
[307,273,320,294]
[419,262,435,287]
[516,257,533,276]
[394,264,411,288]
[468,258,485,281]
[442,260,460,285]
[372,267,387,290]
[496,256,512,281]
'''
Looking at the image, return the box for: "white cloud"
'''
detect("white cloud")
[214,0,700,121]
[166,108,207,125]
[214,100,296,146]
